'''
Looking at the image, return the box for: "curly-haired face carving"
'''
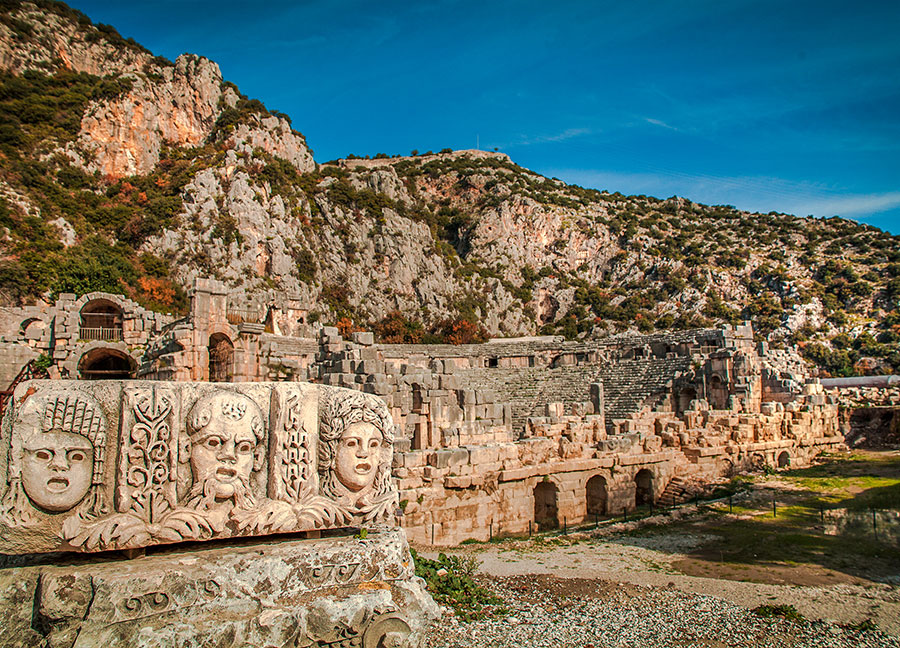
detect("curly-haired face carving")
[22,430,93,511]
[335,422,383,493]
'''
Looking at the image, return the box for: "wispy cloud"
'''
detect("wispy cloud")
[788,192,900,218]
[500,127,592,149]
[539,167,900,228]
[644,117,678,131]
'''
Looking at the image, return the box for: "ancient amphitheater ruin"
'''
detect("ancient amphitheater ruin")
[0,278,849,545]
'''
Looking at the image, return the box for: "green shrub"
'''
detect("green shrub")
[751,604,804,622]
[410,549,505,621]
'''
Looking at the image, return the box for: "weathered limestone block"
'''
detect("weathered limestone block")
[0,529,438,648]
[0,380,399,554]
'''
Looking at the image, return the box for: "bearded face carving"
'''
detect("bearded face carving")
[21,430,94,512]
[185,391,264,511]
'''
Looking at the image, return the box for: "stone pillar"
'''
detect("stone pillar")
[590,381,605,433]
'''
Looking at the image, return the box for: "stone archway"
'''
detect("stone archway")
[208,333,234,382]
[777,451,790,469]
[585,475,607,517]
[78,347,134,380]
[79,298,124,341]
[634,469,654,507]
[533,481,559,530]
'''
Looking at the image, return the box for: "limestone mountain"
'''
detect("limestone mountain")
[0,0,898,376]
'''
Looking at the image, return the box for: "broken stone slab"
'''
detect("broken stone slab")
[0,380,399,554]
[0,528,438,648]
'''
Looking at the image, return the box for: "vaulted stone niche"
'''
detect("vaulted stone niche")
[585,474,607,517]
[208,332,234,382]
[78,347,135,380]
[79,299,124,342]
[533,480,558,530]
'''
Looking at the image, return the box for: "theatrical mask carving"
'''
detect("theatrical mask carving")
[318,390,397,524]
[184,391,265,513]
[335,422,383,493]
[22,430,93,511]
[0,391,107,526]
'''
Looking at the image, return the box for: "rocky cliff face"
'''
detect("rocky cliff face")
[0,1,898,375]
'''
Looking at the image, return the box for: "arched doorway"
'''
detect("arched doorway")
[80,299,124,341]
[634,469,654,507]
[79,348,133,380]
[208,333,234,382]
[585,475,607,517]
[708,375,728,410]
[533,481,558,530]
[719,457,735,478]
[777,451,790,468]
[676,386,697,415]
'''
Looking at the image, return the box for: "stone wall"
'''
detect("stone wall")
[307,325,840,546]
[0,281,849,548]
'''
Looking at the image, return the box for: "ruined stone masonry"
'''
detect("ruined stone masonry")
[0,277,847,548]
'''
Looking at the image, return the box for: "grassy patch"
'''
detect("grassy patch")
[752,604,804,622]
[411,549,506,621]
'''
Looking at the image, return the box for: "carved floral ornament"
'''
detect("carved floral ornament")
[0,381,398,554]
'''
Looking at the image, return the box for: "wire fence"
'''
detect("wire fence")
[512,492,900,545]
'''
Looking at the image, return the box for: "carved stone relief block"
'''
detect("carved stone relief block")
[0,380,398,555]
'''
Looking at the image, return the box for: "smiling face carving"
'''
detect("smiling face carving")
[21,430,94,512]
[335,421,383,492]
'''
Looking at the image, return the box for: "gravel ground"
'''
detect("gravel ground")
[425,574,900,648]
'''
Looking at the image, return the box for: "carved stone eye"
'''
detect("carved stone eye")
[369,439,381,449]
[205,437,222,449]
[345,438,358,448]
[236,441,253,454]
[36,449,52,461]
[68,450,86,463]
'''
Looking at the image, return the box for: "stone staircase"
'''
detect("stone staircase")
[656,475,696,507]
[597,357,691,431]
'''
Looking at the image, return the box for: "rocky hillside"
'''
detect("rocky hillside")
[0,1,898,376]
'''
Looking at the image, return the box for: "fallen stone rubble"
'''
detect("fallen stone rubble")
[426,576,900,648]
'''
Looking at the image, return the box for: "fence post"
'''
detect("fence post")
[772,494,776,518]
[490,521,493,542]
[729,495,733,514]
[872,508,877,537]
[820,505,824,525]
[563,517,567,535]
[594,512,598,529]
[529,520,532,538]
[623,507,627,523]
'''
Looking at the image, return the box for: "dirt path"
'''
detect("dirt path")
[423,531,900,636]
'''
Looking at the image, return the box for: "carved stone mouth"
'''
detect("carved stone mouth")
[215,466,237,480]
[46,477,69,492]
[355,462,372,473]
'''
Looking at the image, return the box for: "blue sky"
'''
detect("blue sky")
[71,0,900,233]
